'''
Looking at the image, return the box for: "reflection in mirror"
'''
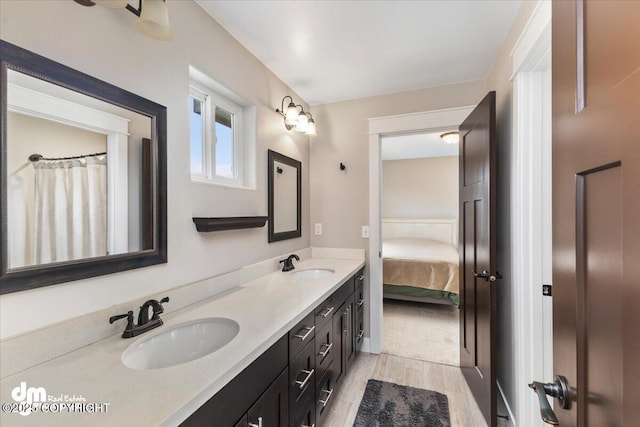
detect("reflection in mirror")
[273,161,298,234]
[6,70,152,268]
[268,150,301,242]
[1,39,167,294]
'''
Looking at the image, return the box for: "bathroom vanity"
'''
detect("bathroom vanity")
[0,256,366,427]
[181,266,366,427]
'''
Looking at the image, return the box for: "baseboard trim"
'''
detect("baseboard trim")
[360,337,373,354]
[497,381,517,426]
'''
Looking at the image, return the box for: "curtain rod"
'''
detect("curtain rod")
[29,152,107,162]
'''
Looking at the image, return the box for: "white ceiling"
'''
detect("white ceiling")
[196,0,521,105]
[381,131,458,161]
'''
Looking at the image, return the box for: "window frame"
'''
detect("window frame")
[190,81,244,187]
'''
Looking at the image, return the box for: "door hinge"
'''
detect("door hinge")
[542,284,552,296]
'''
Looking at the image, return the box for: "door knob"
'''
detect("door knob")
[472,270,502,281]
[528,375,572,425]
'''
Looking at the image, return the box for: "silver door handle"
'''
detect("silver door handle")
[319,306,334,318]
[301,424,315,427]
[357,274,364,281]
[357,329,364,340]
[319,388,334,406]
[294,325,315,341]
[529,376,572,425]
[248,416,263,427]
[357,298,364,307]
[295,368,315,389]
[319,342,333,357]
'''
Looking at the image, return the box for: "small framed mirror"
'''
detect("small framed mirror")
[268,150,301,242]
[0,40,167,294]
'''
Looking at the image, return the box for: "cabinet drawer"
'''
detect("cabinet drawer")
[289,311,316,359]
[314,296,335,330]
[332,276,355,308]
[354,268,365,289]
[289,338,316,408]
[355,282,364,310]
[315,319,334,381]
[315,369,336,427]
[290,381,316,427]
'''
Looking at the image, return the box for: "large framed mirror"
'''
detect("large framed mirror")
[0,40,167,294]
[268,150,301,242]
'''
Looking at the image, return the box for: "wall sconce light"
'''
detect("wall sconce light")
[74,0,173,41]
[440,131,460,144]
[276,96,317,137]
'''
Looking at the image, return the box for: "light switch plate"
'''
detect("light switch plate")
[315,223,323,235]
[361,225,370,239]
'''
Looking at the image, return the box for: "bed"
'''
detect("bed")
[382,218,459,305]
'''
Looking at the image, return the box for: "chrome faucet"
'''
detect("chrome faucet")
[280,254,300,272]
[109,296,169,339]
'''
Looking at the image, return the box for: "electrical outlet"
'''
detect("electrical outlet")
[361,225,370,239]
[315,223,323,236]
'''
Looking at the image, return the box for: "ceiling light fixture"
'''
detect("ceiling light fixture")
[440,131,459,144]
[74,0,173,41]
[276,96,317,137]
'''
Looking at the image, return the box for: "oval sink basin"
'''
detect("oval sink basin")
[122,318,239,370]
[292,268,335,279]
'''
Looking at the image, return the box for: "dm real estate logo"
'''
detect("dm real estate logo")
[11,382,46,416]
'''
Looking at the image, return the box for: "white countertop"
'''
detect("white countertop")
[0,257,364,426]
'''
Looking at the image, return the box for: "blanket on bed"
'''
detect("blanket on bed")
[383,238,459,295]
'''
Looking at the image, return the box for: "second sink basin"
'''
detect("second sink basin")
[292,268,335,279]
[122,318,239,370]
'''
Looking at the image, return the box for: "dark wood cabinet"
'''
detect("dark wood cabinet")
[182,267,366,427]
[181,336,288,427]
[247,368,289,427]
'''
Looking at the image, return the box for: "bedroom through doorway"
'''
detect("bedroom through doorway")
[380,130,460,367]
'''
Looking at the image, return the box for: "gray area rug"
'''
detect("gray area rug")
[354,379,450,427]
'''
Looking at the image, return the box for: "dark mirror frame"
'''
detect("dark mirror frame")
[0,40,167,294]
[268,149,301,243]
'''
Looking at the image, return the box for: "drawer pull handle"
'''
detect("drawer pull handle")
[357,329,365,340]
[319,388,334,406]
[301,424,315,427]
[294,325,315,341]
[248,416,262,427]
[319,342,333,357]
[295,368,315,389]
[357,298,364,307]
[319,306,334,318]
[357,274,364,281]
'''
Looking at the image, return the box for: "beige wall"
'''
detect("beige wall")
[310,80,486,252]
[485,0,539,420]
[0,0,310,338]
[382,156,458,219]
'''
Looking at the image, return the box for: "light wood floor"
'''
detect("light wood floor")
[323,352,488,427]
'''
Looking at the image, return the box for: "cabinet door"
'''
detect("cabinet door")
[344,294,356,373]
[356,306,364,353]
[247,368,289,427]
[332,302,345,384]
[235,416,248,427]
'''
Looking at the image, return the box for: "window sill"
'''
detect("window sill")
[191,176,256,191]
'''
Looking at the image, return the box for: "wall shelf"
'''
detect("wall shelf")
[192,216,268,232]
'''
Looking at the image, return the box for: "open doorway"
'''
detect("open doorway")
[379,131,460,366]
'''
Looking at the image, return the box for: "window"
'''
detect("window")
[189,68,256,189]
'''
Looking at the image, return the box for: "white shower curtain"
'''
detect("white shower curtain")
[8,174,27,268]
[32,155,107,264]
